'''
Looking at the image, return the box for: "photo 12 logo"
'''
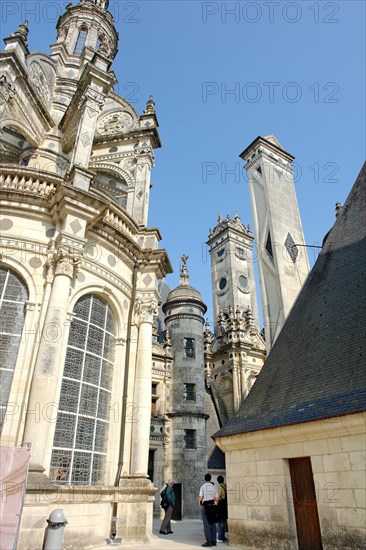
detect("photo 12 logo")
[202,81,339,104]
[1,1,140,24]
[201,2,340,24]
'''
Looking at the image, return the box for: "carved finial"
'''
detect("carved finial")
[80,0,110,10]
[179,254,189,285]
[12,20,29,46]
[204,318,213,345]
[226,214,231,221]
[152,317,159,342]
[247,224,252,235]
[164,328,172,348]
[144,95,156,114]
[234,211,240,223]
[335,201,342,218]
[208,228,213,237]
[246,307,256,331]
[218,212,223,223]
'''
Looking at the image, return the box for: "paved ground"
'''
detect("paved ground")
[95,518,242,549]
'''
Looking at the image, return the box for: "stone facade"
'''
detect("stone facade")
[216,414,366,549]
[0,1,172,546]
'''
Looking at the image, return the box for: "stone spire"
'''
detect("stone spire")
[179,254,189,285]
[144,95,156,114]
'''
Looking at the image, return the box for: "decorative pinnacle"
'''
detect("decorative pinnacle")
[179,254,189,285]
[12,20,29,46]
[335,201,342,218]
[144,95,156,114]
[80,0,110,10]
[218,212,223,223]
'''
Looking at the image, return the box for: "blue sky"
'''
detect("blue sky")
[2,0,365,325]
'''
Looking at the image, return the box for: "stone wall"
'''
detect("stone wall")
[216,413,365,549]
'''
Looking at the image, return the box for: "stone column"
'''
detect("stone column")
[22,248,79,477]
[130,299,157,475]
[240,364,248,400]
[232,364,240,411]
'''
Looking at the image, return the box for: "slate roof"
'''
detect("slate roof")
[214,163,366,438]
[208,445,226,470]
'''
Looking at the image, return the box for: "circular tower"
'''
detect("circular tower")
[163,255,208,518]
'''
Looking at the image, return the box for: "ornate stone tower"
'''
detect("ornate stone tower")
[205,214,266,424]
[162,256,208,518]
[240,135,310,349]
[207,211,259,325]
[0,1,171,547]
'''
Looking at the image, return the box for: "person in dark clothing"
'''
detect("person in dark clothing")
[216,475,228,543]
[159,480,176,534]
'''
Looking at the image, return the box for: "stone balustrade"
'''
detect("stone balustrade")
[0,165,62,197]
[103,208,138,241]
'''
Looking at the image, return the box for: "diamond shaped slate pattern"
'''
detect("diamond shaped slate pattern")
[285,232,298,263]
[143,274,152,287]
[70,219,82,234]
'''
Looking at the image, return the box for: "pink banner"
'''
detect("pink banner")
[0,447,30,550]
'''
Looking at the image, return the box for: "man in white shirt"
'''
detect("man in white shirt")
[198,473,219,547]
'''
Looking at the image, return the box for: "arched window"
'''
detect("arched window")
[73,27,88,55]
[51,294,115,485]
[0,267,28,430]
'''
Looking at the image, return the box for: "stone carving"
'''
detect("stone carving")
[123,158,137,173]
[29,62,51,105]
[179,254,189,285]
[79,86,105,112]
[81,0,109,9]
[134,298,158,325]
[97,111,133,135]
[98,37,113,58]
[0,75,16,105]
[57,25,69,41]
[12,20,29,46]
[54,247,81,280]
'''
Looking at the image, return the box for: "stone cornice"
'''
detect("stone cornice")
[214,411,366,451]
[240,135,294,163]
[166,411,209,420]
[164,312,206,325]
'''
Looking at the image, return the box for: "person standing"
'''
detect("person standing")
[199,473,219,547]
[216,475,228,543]
[159,480,176,535]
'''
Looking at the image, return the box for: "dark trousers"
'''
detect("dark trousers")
[202,505,216,544]
[160,505,173,533]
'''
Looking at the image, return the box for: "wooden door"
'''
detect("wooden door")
[289,457,323,550]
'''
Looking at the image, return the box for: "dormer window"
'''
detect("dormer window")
[74,27,88,55]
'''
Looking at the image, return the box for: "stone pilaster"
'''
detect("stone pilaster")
[130,298,158,475]
[70,85,105,176]
[22,247,80,477]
